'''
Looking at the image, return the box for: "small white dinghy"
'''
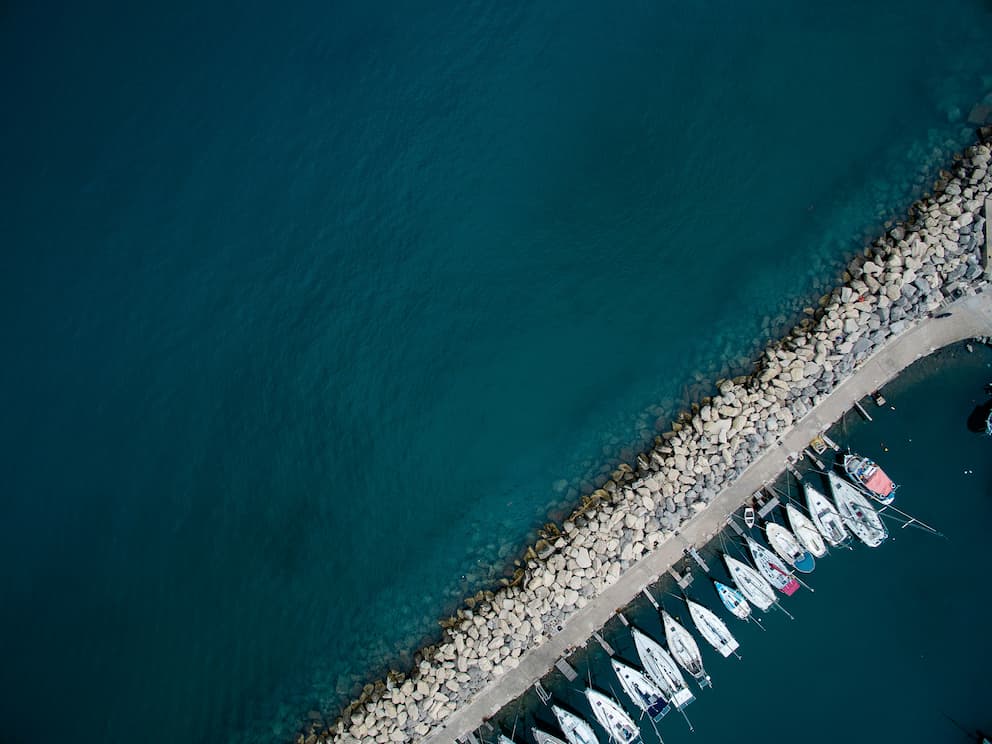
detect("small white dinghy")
[532,728,569,744]
[610,658,671,722]
[803,481,849,546]
[765,522,816,573]
[828,471,888,548]
[662,610,711,688]
[530,728,565,744]
[686,599,740,658]
[785,503,827,557]
[630,627,695,709]
[722,553,775,611]
[585,688,641,743]
[551,705,600,744]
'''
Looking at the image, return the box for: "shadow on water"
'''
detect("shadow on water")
[965,396,992,434]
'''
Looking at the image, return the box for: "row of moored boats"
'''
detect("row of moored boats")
[502,453,897,744]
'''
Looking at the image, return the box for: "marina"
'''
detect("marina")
[425,291,992,744]
[463,339,992,744]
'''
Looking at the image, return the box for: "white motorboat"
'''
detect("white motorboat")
[843,452,897,504]
[630,627,695,708]
[785,503,827,557]
[532,729,569,744]
[686,599,740,658]
[610,658,671,721]
[585,688,641,743]
[803,481,849,546]
[661,610,711,688]
[551,706,600,744]
[713,580,751,620]
[498,736,517,744]
[827,471,888,548]
[764,522,815,573]
[722,553,776,611]
[744,536,801,595]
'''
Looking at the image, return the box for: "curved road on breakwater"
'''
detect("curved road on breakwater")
[426,289,992,744]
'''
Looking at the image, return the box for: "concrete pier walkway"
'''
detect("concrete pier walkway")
[427,291,992,744]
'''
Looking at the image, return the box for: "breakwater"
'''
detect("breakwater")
[313,139,992,744]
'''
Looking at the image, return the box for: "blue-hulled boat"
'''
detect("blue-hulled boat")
[713,580,751,620]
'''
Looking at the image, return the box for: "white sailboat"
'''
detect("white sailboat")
[630,627,695,708]
[785,502,827,557]
[498,736,517,744]
[765,522,815,572]
[828,471,888,548]
[532,729,569,744]
[551,706,600,744]
[685,599,740,658]
[744,536,801,595]
[803,481,849,546]
[585,688,641,743]
[610,658,671,722]
[661,610,711,688]
[722,553,776,611]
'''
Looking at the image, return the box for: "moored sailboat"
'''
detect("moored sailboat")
[843,452,897,504]
[765,522,815,573]
[744,536,801,595]
[722,553,776,610]
[686,599,740,658]
[585,688,641,743]
[532,728,569,744]
[661,610,711,688]
[785,502,827,557]
[713,579,751,620]
[828,471,888,548]
[803,481,849,546]
[551,705,600,744]
[610,658,671,722]
[630,627,695,709]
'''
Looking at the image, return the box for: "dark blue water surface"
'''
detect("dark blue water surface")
[1,1,991,742]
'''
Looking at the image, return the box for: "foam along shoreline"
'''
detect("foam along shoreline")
[316,140,992,744]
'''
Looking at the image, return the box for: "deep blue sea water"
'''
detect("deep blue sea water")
[498,342,992,744]
[1,2,991,743]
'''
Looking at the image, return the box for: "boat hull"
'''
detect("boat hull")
[843,454,896,504]
[793,552,815,573]
[586,689,641,744]
[804,481,849,546]
[723,554,776,611]
[714,580,751,620]
[662,611,711,688]
[630,628,695,709]
[611,659,671,722]
[785,503,828,557]
[687,599,740,657]
[765,522,815,573]
[746,538,801,595]
[828,471,888,548]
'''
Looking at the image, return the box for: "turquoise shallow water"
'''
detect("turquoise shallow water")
[1,1,991,742]
[496,342,992,743]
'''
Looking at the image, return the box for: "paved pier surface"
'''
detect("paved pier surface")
[427,291,992,744]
